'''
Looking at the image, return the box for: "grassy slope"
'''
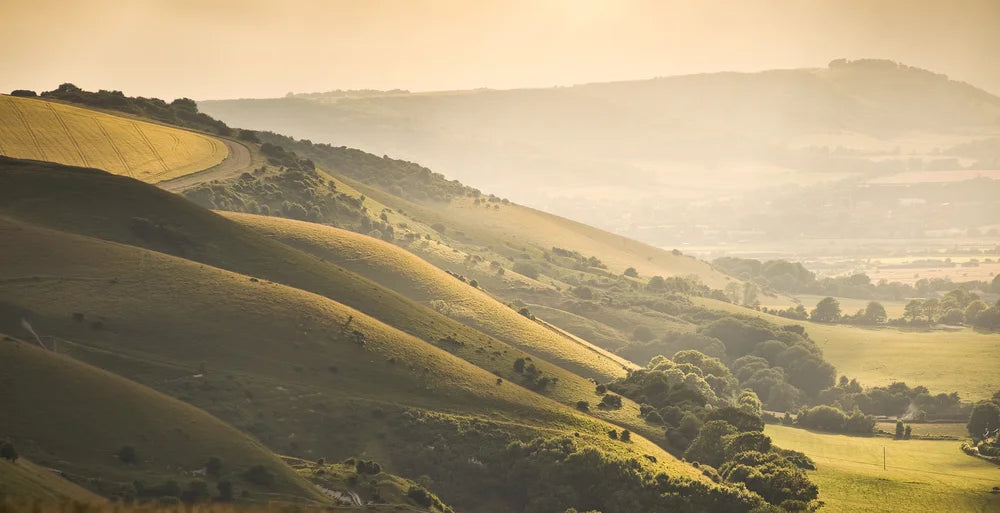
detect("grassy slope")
[0,160,693,469]
[0,335,321,502]
[766,425,1000,513]
[0,457,103,502]
[0,95,226,181]
[218,214,695,449]
[0,217,703,486]
[224,212,634,378]
[691,297,1000,400]
[343,177,735,289]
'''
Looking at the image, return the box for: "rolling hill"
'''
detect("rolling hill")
[0,212,724,510]
[0,157,697,469]
[0,333,322,502]
[0,94,228,182]
[0,456,103,502]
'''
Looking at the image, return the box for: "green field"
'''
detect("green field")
[693,297,1000,400]
[766,425,1000,513]
[0,95,226,181]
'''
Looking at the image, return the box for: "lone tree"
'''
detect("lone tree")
[864,301,887,324]
[0,441,17,462]
[894,420,905,439]
[810,297,841,322]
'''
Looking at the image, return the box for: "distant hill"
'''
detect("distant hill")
[200,60,1000,242]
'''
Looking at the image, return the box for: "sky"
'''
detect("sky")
[2,0,998,100]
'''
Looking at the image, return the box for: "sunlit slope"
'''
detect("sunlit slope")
[0,456,103,502]
[692,297,1000,400]
[356,183,735,289]
[0,334,321,502]
[766,425,1000,513]
[225,212,635,379]
[0,95,226,181]
[0,218,701,486]
[0,159,684,459]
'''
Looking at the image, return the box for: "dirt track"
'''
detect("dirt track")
[158,137,252,192]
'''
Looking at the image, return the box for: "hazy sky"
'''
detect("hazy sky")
[2,0,998,100]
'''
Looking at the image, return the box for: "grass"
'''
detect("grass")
[0,336,321,502]
[765,425,1000,513]
[0,214,709,508]
[874,422,969,439]
[692,297,1000,400]
[0,457,102,502]
[0,95,226,181]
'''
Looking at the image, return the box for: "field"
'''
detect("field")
[874,422,968,438]
[766,425,1000,513]
[692,297,1000,400]
[0,95,226,181]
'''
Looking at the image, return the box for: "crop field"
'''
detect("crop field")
[692,297,1000,400]
[874,422,968,438]
[766,425,1000,513]
[0,95,226,181]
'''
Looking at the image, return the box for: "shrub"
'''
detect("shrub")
[407,485,433,508]
[216,480,234,501]
[205,456,223,477]
[118,445,137,464]
[624,267,638,277]
[355,459,381,475]
[599,394,623,409]
[241,465,275,486]
[10,89,37,97]
[576,401,590,412]
[0,441,17,462]
[619,430,631,442]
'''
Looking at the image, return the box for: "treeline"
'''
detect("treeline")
[25,83,233,136]
[250,131,480,203]
[764,293,1000,331]
[712,256,999,301]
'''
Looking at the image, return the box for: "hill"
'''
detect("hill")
[199,59,1000,244]
[0,214,734,511]
[0,157,707,474]
[0,94,228,182]
[0,334,321,502]
[0,456,103,502]
[766,425,1000,513]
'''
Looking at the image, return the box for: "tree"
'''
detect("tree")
[217,480,234,501]
[118,445,137,464]
[894,420,904,439]
[810,297,841,322]
[903,299,923,322]
[965,300,989,324]
[903,425,912,439]
[205,457,223,477]
[623,267,638,277]
[683,420,737,467]
[0,441,17,462]
[967,401,1000,441]
[921,298,940,323]
[863,301,887,324]
[513,358,526,373]
[619,430,631,442]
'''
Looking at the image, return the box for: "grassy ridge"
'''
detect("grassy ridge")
[765,425,1000,513]
[0,159,691,459]
[0,457,103,502]
[224,212,635,380]
[691,297,1000,400]
[0,95,226,181]
[0,335,321,502]
[0,217,706,497]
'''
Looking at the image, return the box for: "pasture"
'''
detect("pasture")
[766,425,1000,513]
[0,95,226,181]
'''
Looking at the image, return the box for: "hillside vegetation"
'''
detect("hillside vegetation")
[0,335,320,502]
[766,425,1000,513]
[691,297,1000,400]
[0,95,227,181]
[0,457,102,502]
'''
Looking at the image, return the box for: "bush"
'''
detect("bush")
[407,485,434,508]
[205,456,223,477]
[624,267,638,277]
[216,480,234,501]
[10,90,37,97]
[0,441,17,462]
[576,401,590,412]
[118,445,137,464]
[598,394,623,409]
[355,459,381,475]
[241,465,275,486]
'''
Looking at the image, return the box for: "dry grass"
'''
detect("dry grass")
[0,95,226,181]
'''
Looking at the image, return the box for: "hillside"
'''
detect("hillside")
[0,157,703,466]
[199,60,1000,248]
[0,456,103,502]
[0,215,730,510]
[0,334,321,502]
[0,95,228,182]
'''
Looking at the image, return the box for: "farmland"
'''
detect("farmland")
[766,425,1000,513]
[0,95,226,181]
